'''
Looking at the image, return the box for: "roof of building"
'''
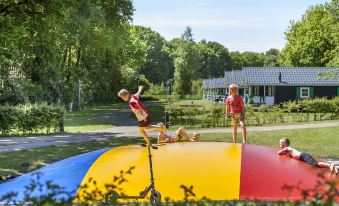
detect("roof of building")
[224,70,243,86]
[243,67,339,86]
[202,67,339,89]
[202,78,225,89]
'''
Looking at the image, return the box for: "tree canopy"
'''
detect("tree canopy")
[1,0,336,102]
[280,0,338,67]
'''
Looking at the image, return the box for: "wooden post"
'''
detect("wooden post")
[59,118,64,133]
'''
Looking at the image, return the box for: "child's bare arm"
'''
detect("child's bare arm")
[225,104,230,122]
[277,147,288,155]
[226,104,230,116]
[135,85,144,97]
[241,100,246,118]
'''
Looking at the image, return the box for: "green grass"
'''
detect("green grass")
[64,104,126,132]
[0,137,146,176]
[201,126,339,158]
[1,126,338,177]
[65,101,167,132]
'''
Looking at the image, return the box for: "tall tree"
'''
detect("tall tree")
[171,27,201,98]
[196,40,232,78]
[230,51,264,70]
[264,48,280,67]
[173,43,194,98]
[230,51,243,70]
[0,0,135,105]
[181,26,194,42]
[280,1,338,66]
[129,26,173,84]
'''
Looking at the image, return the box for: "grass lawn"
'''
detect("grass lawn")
[201,126,339,158]
[0,137,145,176]
[64,104,125,132]
[65,101,167,132]
[1,126,338,177]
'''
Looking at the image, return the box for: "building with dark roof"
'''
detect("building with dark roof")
[202,67,339,105]
[202,78,225,100]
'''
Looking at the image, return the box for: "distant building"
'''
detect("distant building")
[202,67,339,105]
[202,77,225,100]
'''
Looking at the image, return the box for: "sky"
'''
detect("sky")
[132,0,330,52]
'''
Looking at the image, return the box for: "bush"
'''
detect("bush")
[0,105,18,134]
[167,98,339,128]
[140,95,160,101]
[0,103,64,135]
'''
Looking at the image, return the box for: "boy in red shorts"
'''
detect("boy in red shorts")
[225,84,247,143]
[118,85,159,146]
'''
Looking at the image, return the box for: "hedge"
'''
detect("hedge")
[167,97,339,128]
[0,103,64,135]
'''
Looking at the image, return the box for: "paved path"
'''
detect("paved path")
[0,121,338,153]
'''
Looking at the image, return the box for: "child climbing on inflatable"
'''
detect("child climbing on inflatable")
[156,123,200,143]
[118,85,158,146]
[277,138,338,174]
[225,84,247,143]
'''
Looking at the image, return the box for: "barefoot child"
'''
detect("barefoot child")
[118,86,158,146]
[277,138,338,174]
[157,123,200,143]
[225,84,247,143]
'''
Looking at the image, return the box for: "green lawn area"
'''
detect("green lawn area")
[1,126,338,177]
[0,137,145,176]
[201,126,339,157]
[64,101,167,132]
[64,104,125,132]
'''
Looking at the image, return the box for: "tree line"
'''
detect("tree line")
[0,0,337,105]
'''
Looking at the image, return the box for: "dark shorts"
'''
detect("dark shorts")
[300,153,316,166]
[138,116,151,127]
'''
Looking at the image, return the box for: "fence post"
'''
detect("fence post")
[165,111,170,129]
[59,118,64,133]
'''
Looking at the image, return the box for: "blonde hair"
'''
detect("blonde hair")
[280,138,290,146]
[157,122,166,133]
[229,84,239,90]
[117,89,129,98]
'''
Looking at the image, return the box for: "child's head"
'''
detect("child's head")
[117,89,130,102]
[157,122,166,133]
[229,84,239,95]
[192,133,200,141]
[279,138,290,149]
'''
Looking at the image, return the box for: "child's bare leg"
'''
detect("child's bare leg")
[232,125,237,143]
[316,162,338,173]
[177,127,191,141]
[145,125,164,132]
[241,125,247,143]
[140,127,151,146]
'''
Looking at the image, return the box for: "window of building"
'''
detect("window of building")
[300,87,310,98]
[265,86,275,96]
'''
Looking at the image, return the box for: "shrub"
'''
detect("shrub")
[0,103,64,135]
[0,105,18,134]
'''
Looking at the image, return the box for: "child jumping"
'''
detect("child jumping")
[225,84,247,143]
[277,138,338,174]
[118,85,158,146]
[156,123,200,143]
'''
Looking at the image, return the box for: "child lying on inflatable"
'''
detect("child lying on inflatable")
[278,138,338,175]
[156,123,200,143]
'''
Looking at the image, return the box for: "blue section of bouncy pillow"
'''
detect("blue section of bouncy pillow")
[0,148,110,202]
